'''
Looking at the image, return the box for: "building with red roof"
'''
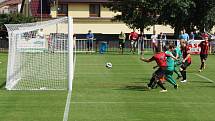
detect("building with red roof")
[0,0,22,14]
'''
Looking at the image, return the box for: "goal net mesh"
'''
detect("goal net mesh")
[5,17,74,90]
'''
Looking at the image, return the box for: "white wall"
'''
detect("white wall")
[73,23,174,34]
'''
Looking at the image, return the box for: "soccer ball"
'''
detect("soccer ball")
[106,62,112,69]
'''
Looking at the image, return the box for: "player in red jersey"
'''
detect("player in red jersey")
[198,36,210,72]
[180,41,191,83]
[129,29,139,54]
[140,47,177,92]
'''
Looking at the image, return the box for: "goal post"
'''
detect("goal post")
[5,17,75,90]
[68,16,73,91]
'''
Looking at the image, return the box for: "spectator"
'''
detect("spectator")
[179,30,189,41]
[139,32,146,55]
[190,32,195,40]
[201,32,209,40]
[129,29,139,54]
[159,32,167,51]
[37,29,44,39]
[86,30,94,52]
[151,31,158,53]
[118,31,126,54]
[179,30,184,40]
[184,30,189,41]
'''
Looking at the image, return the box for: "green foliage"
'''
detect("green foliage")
[0,13,35,38]
[105,0,165,32]
[192,0,215,32]
[160,0,215,33]
[158,0,196,34]
[106,0,215,34]
[0,13,36,30]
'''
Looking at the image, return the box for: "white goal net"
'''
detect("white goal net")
[5,17,75,90]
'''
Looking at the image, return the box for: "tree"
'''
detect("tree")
[158,0,195,35]
[0,13,35,38]
[106,0,215,36]
[192,0,215,32]
[0,13,35,29]
[159,0,215,35]
[105,0,164,33]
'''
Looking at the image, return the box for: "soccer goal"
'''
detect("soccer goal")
[5,17,75,90]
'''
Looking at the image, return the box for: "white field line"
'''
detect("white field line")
[75,73,150,75]
[76,64,152,66]
[195,73,214,83]
[63,91,72,121]
[70,101,215,105]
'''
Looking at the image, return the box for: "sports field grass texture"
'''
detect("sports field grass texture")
[1,52,215,121]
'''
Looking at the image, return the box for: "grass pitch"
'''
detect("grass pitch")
[1,52,215,121]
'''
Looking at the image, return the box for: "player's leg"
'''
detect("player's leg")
[119,41,122,53]
[132,40,136,54]
[141,40,144,55]
[165,70,178,88]
[180,61,191,82]
[156,72,167,92]
[148,68,161,88]
[199,54,204,72]
[148,68,167,92]
[133,40,137,53]
[152,43,155,53]
[180,66,186,82]
[157,80,167,92]
[203,54,208,69]
[121,43,125,54]
[130,40,134,52]
[148,73,156,88]
[90,41,93,51]
[200,54,208,71]
[87,41,90,51]
[174,63,182,79]
[175,69,182,79]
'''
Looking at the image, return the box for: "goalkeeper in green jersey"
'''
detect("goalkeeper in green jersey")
[172,45,183,79]
[165,45,178,89]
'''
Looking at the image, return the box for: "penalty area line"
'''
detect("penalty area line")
[195,73,214,83]
[63,91,72,121]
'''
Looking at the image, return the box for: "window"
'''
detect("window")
[58,4,68,15]
[89,4,100,17]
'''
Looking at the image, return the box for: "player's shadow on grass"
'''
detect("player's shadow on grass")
[0,81,6,90]
[118,85,149,91]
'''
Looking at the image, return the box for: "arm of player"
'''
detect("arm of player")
[183,53,191,63]
[170,54,177,60]
[175,54,179,59]
[140,56,154,62]
[166,53,177,60]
